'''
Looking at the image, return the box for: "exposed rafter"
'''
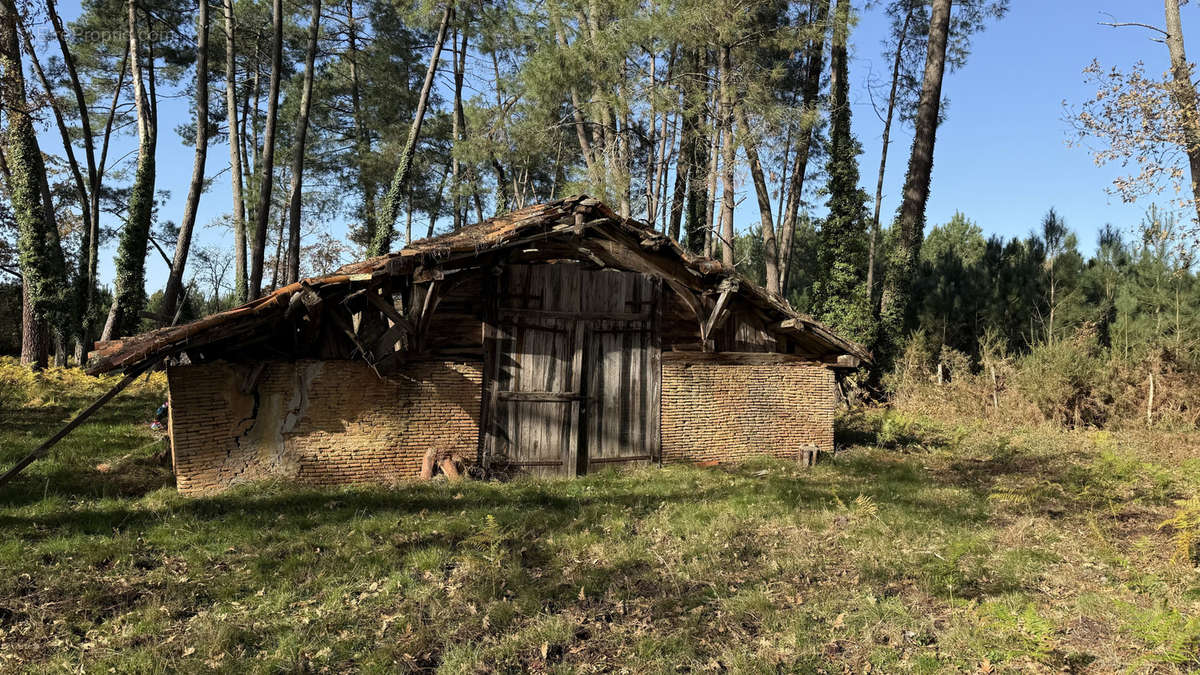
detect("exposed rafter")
[87,194,872,376]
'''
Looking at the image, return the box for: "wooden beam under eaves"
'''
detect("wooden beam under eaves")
[366,288,415,335]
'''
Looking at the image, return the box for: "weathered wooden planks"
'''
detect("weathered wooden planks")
[482,263,661,477]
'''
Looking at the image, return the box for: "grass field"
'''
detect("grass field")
[2,361,1200,673]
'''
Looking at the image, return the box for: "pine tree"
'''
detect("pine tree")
[877,0,952,365]
[103,0,158,339]
[812,0,874,346]
[1,0,68,368]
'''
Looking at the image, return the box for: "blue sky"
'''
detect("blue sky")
[46,0,1186,291]
[853,1,1175,254]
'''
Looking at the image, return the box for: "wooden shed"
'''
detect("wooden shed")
[88,196,870,495]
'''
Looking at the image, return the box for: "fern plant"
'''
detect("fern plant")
[1159,498,1200,565]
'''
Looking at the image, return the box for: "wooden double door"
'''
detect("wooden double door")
[482,264,661,477]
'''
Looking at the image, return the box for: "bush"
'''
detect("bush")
[1013,336,1105,427]
[0,356,37,410]
[877,411,925,448]
[0,357,166,411]
[886,328,1200,431]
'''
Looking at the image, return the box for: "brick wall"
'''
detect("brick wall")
[661,361,834,464]
[166,360,482,495]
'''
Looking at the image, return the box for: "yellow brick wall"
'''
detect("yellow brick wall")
[660,362,834,464]
[166,360,482,495]
[166,358,834,494]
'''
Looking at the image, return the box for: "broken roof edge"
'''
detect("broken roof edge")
[337,195,870,363]
[87,194,871,375]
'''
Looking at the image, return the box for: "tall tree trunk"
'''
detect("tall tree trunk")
[451,22,468,231]
[103,0,157,340]
[90,47,128,330]
[404,189,412,246]
[44,0,101,359]
[248,0,284,297]
[271,203,285,291]
[684,50,710,254]
[616,65,633,217]
[653,103,675,231]
[428,162,450,239]
[224,0,248,303]
[18,23,90,359]
[20,38,90,240]
[487,48,511,213]
[717,45,735,267]
[702,123,719,258]
[780,0,831,294]
[346,0,376,245]
[879,0,952,358]
[242,31,260,225]
[867,3,913,309]
[777,123,791,228]
[2,0,65,369]
[554,22,597,189]
[1047,268,1056,345]
[371,1,454,256]
[739,108,780,294]
[814,0,874,344]
[668,51,698,244]
[285,0,321,285]
[645,47,658,223]
[73,48,126,359]
[162,0,211,320]
[20,282,48,369]
[1164,0,1200,225]
[650,49,676,231]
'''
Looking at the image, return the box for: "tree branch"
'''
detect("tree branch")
[1099,12,1169,37]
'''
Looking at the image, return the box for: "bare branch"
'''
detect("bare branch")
[1099,12,1169,37]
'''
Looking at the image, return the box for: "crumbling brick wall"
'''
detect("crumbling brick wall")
[166,360,482,495]
[660,362,835,464]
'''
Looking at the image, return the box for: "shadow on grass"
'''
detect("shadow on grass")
[0,417,1047,671]
[0,401,1006,629]
[0,447,175,508]
[0,459,987,552]
[0,395,157,440]
[1,391,172,507]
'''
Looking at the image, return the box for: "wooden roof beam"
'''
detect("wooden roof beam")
[700,281,737,348]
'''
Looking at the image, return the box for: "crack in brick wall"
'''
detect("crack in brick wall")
[165,358,835,494]
[167,360,482,495]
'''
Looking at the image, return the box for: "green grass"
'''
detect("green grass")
[2,365,1200,672]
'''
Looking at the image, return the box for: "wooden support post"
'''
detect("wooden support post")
[329,308,384,379]
[800,444,818,467]
[700,283,735,349]
[1147,372,1155,428]
[665,279,707,343]
[366,288,415,335]
[238,362,267,395]
[990,364,999,412]
[420,448,437,480]
[0,354,169,490]
[413,280,441,353]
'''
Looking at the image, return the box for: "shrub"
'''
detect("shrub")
[0,357,36,409]
[1013,336,1105,427]
[0,357,166,411]
[885,324,1200,431]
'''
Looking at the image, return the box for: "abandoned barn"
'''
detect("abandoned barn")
[88,195,870,495]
